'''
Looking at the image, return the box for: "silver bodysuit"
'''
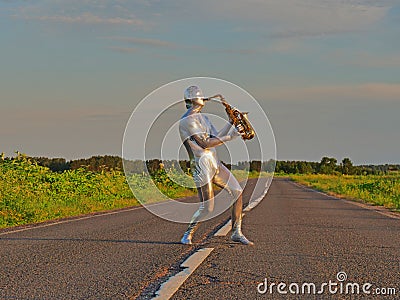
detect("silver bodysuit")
[180,112,219,187]
[179,106,253,245]
[179,109,242,194]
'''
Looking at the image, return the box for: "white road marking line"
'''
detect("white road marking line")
[290,181,400,220]
[151,178,270,298]
[214,178,270,237]
[244,178,270,212]
[152,248,214,300]
[150,178,270,298]
[243,193,266,212]
[214,220,231,236]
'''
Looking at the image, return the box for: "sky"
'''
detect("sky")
[1,0,399,164]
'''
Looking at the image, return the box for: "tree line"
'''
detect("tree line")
[273,157,398,175]
[1,152,399,175]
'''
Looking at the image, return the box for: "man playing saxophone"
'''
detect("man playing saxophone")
[179,85,254,245]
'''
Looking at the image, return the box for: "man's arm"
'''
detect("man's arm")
[186,119,235,149]
[190,132,233,149]
[205,115,234,138]
[215,122,233,138]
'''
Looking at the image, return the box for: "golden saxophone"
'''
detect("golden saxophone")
[206,94,255,140]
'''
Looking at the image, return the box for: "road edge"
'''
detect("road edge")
[290,179,400,220]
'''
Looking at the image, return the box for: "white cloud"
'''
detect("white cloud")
[19,12,143,25]
[106,36,258,55]
[107,37,177,48]
[107,46,139,53]
[12,1,394,36]
[265,83,400,102]
[11,1,395,40]
[191,0,392,37]
[328,51,400,68]
[11,1,148,27]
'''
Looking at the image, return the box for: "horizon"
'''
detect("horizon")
[3,151,398,167]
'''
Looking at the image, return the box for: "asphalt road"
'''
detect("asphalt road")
[1,178,399,299]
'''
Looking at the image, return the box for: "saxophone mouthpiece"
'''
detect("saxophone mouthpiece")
[205,94,225,102]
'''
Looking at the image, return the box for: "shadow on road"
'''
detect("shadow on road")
[0,236,181,245]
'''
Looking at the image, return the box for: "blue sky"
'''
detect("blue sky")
[1,0,399,164]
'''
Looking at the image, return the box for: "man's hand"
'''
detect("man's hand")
[229,125,244,140]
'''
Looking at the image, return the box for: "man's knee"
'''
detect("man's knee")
[230,186,243,198]
[204,200,214,214]
[197,200,214,216]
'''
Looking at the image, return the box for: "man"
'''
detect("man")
[179,85,254,246]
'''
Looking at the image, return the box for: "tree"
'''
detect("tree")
[250,160,262,172]
[178,160,190,173]
[69,155,122,172]
[146,159,162,174]
[123,159,145,174]
[262,159,276,173]
[318,157,337,174]
[341,158,354,175]
[221,161,232,170]
[297,161,313,174]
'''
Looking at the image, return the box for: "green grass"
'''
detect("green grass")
[231,170,270,182]
[0,158,138,228]
[126,170,197,204]
[290,174,400,211]
[0,158,265,228]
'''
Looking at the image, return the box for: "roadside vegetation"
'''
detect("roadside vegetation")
[290,174,400,211]
[1,152,398,228]
[0,154,266,228]
[0,157,136,228]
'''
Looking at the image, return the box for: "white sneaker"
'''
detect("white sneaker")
[181,234,193,245]
[231,232,254,246]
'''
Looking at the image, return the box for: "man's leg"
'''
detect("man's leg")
[213,164,254,245]
[181,182,214,245]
